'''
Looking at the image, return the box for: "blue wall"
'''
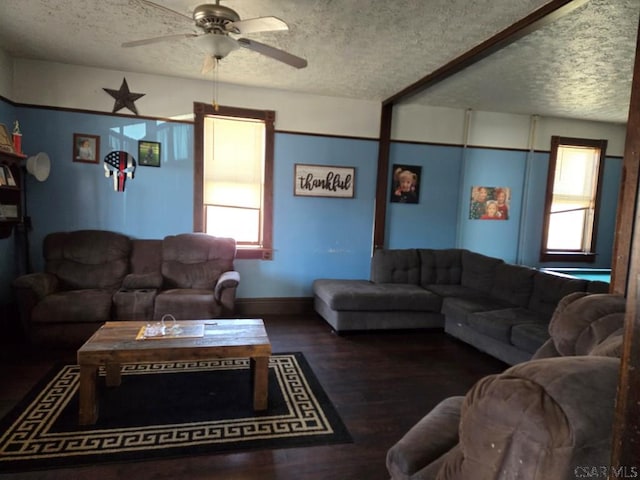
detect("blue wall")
[457,148,528,262]
[0,101,623,304]
[2,105,380,300]
[17,109,194,261]
[386,143,463,249]
[237,133,378,297]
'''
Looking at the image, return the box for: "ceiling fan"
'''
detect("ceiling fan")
[122,0,307,71]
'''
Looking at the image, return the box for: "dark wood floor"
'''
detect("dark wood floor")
[0,314,507,480]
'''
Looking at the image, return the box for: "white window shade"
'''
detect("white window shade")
[203,116,265,209]
[553,146,598,198]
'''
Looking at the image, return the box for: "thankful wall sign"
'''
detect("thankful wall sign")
[294,164,355,198]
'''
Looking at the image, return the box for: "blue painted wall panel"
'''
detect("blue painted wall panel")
[243,133,378,297]
[386,143,462,249]
[458,148,528,262]
[0,99,624,302]
[16,109,194,272]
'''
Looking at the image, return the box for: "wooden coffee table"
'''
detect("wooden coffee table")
[76,319,271,425]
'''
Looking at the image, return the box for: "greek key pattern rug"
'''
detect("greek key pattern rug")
[0,353,351,472]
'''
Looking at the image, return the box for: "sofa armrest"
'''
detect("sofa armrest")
[12,272,59,300]
[12,273,60,336]
[214,271,240,299]
[214,271,240,315]
[121,272,163,290]
[386,396,464,479]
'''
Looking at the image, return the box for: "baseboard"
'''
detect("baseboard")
[235,297,315,316]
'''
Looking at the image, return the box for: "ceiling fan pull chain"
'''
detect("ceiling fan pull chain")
[213,59,220,111]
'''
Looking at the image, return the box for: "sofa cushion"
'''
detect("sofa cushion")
[460,250,503,293]
[313,279,442,312]
[122,272,163,289]
[418,249,462,286]
[527,272,588,317]
[162,234,235,289]
[511,321,550,354]
[44,230,131,290]
[129,239,163,274]
[154,289,220,320]
[371,249,420,285]
[424,284,480,298]
[441,296,512,325]
[31,289,113,324]
[490,263,536,308]
[466,308,546,344]
[587,280,610,294]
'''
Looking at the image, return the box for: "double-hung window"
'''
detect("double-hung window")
[540,136,607,262]
[194,102,274,259]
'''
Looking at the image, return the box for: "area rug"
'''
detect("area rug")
[0,352,351,473]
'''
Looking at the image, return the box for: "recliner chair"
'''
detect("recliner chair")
[386,293,626,480]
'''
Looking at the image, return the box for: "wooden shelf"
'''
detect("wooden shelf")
[0,150,25,239]
[0,149,27,164]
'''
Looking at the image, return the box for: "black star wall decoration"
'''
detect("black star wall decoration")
[103,78,145,115]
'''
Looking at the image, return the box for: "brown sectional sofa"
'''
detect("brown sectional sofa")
[313,248,610,365]
[12,230,239,346]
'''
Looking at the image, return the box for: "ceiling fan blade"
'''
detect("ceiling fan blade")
[138,0,192,22]
[237,38,307,69]
[122,33,198,48]
[226,16,288,34]
[201,55,217,74]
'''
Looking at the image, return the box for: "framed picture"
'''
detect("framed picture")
[73,133,100,164]
[294,164,355,198]
[0,123,15,154]
[138,140,161,167]
[469,186,511,220]
[390,164,421,204]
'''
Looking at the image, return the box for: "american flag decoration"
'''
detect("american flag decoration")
[104,151,136,192]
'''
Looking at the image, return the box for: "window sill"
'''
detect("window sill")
[236,248,273,260]
[540,252,596,263]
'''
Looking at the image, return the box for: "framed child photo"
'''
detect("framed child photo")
[138,140,161,167]
[390,164,421,204]
[73,133,100,164]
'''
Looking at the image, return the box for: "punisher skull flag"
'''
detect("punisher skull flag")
[104,151,136,192]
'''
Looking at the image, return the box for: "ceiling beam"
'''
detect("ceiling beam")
[382,0,589,106]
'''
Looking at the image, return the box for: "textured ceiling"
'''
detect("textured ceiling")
[0,0,637,123]
[408,0,640,124]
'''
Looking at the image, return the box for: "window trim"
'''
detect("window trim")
[193,102,275,260]
[539,135,607,263]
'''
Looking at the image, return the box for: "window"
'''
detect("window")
[194,103,274,260]
[540,136,607,263]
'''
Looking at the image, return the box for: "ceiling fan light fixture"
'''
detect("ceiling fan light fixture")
[195,33,238,59]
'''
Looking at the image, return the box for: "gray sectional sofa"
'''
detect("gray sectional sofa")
[313,248,610,365]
